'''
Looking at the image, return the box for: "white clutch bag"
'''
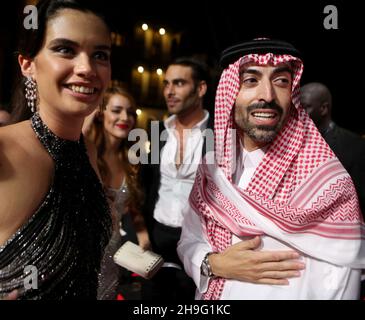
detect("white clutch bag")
[113,241,164,279]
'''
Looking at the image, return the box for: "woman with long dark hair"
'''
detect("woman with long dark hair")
[0,0,112,299]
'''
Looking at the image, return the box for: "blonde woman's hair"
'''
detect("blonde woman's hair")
[89,86,144,229]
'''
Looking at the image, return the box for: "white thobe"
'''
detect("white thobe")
[177,147,361,300]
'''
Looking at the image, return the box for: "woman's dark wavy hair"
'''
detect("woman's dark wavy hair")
[10,0,111,123]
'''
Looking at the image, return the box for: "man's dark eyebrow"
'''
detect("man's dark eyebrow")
[48,38,111,51]
[273,66,292,75]
[163,78,187,85]
[240,66,292,78]
[241,68,262,76]
[172,78,186,84]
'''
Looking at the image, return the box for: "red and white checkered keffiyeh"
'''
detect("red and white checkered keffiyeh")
[189,53,365,300]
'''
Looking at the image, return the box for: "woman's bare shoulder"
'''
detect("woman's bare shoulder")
[0,122,31,244]
[0,120,44,186]
[0,121,53,246]
[0,120,32,143]
[0,121,36,161]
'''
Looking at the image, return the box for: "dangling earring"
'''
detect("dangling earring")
[25,76,37,113]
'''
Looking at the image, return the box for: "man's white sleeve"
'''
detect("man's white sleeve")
[177,204,211,294]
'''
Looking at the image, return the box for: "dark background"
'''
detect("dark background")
[1,0,363,134]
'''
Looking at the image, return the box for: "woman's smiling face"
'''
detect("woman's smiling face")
[30,8,111,117]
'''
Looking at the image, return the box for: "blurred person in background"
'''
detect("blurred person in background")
[300,82,365,216]
[140,56,213,300]
[83,86,150,300]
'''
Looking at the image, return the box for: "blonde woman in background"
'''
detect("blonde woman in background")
[83,86,150,299]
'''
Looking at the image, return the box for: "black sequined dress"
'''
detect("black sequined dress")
[0,113,112,300]
[97,183,128,300]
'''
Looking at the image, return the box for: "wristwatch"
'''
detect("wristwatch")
[200,252,216,278]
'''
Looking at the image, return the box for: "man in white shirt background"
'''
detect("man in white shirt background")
[178,38,364,300]
[140,56,213,300]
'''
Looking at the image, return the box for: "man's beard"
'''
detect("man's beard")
[235,101,285,143]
